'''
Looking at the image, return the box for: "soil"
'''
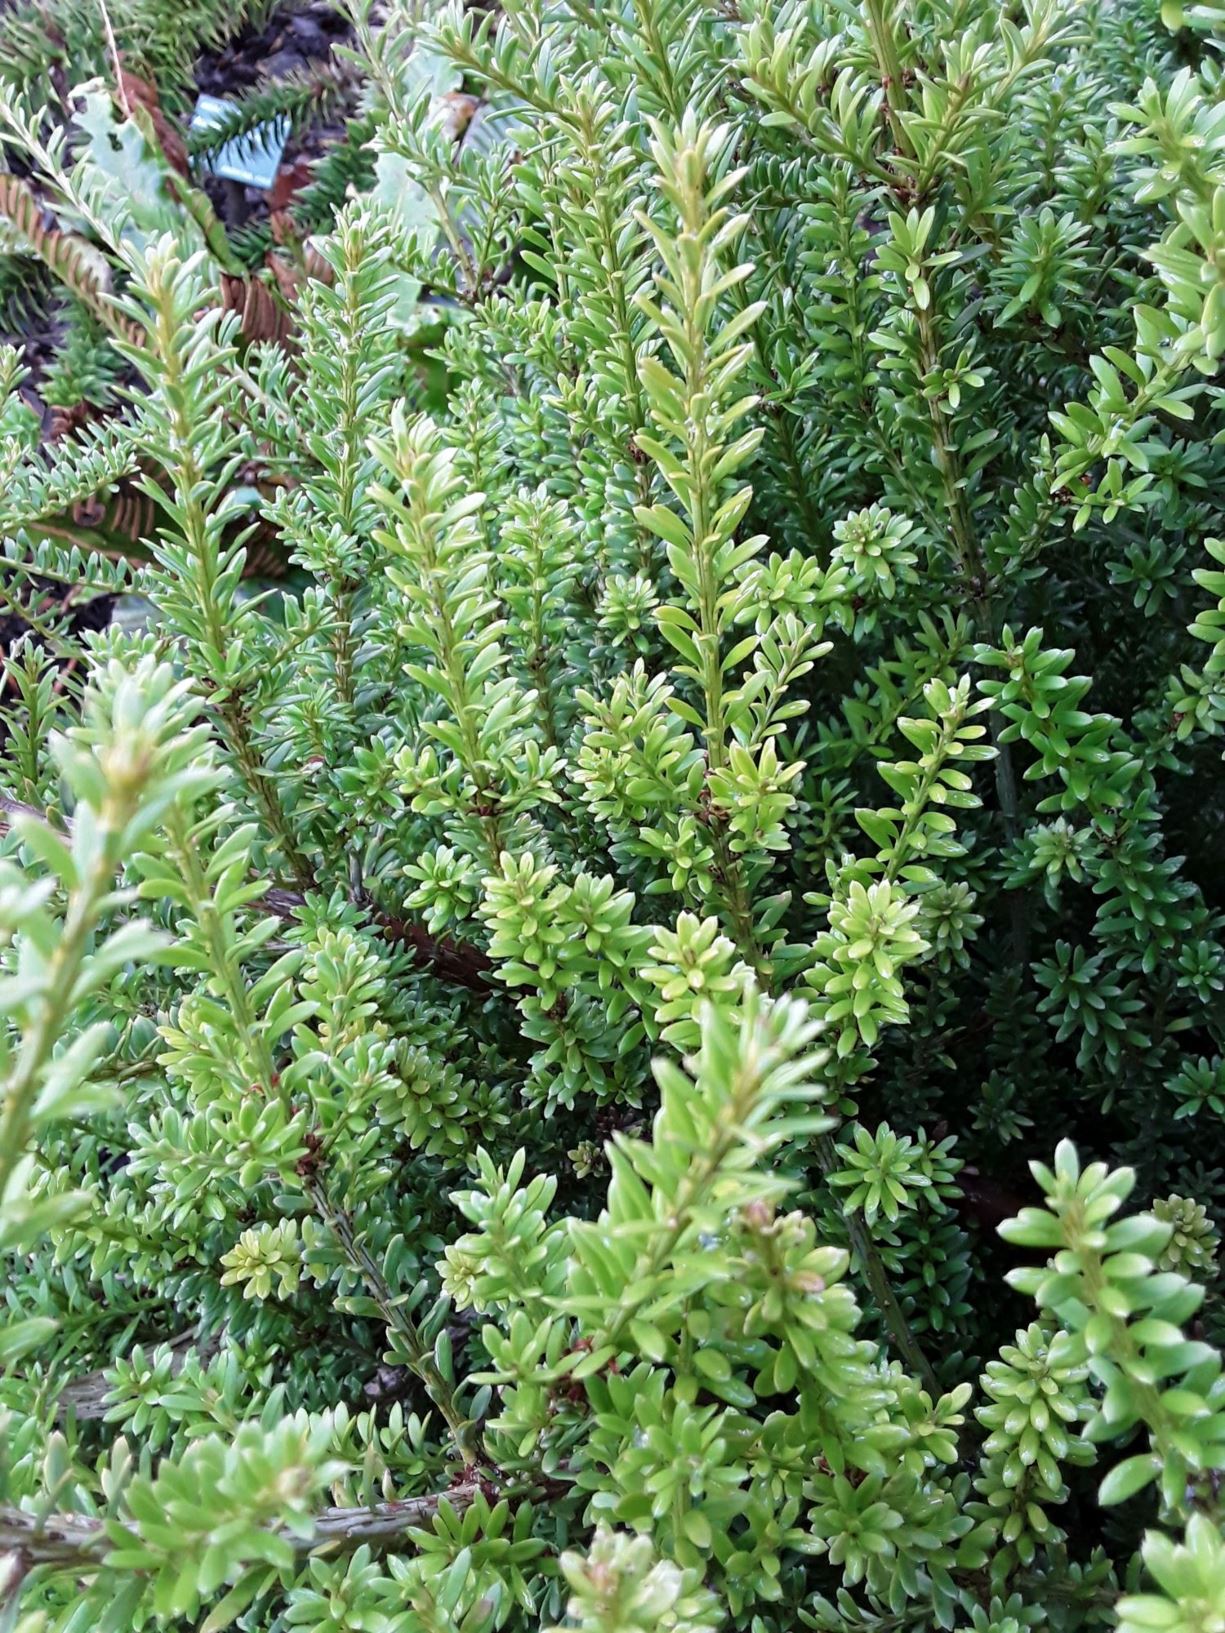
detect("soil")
[198,1,350,94]
[0,580,116,707]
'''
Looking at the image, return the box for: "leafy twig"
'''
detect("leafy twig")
[0,1474,485,1584]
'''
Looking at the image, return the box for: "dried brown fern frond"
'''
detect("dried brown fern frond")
[220,269,296,345]
[0,173,145,346]
[33,474,290,580]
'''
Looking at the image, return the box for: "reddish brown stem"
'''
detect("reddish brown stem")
[0,796,494,994]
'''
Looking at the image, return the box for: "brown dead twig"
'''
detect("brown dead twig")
[0,1471,486,1589]
[0,793,493,992]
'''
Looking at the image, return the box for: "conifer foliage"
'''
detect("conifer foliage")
[2,0,1225,1629]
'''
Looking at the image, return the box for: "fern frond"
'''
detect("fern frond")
[288,109,380,236]
[0,531,138,596]
[226,219,276,270]
[0,419,137,533]
[41,299,126,410]
[0,0,281,117]
[0,250,52,339]
[0,174,144,345]
[188,60,359,162]
[220,270,295,345]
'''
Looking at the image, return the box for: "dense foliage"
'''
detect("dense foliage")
[2,0,1225,1629]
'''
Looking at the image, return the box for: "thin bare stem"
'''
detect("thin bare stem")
[96,0,131,117]
[816,1133,939,1395]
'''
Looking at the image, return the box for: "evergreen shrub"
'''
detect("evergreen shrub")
[2,0,1225,1628]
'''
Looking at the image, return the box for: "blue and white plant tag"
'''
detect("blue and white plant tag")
[190,93,289,189]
